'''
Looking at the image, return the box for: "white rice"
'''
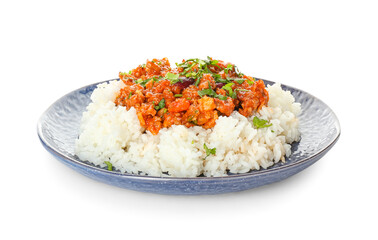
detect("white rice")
[75,80,301,177]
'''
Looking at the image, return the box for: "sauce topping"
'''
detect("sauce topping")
[114,57,269,135]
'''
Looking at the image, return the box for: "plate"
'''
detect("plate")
[37,79,340,195]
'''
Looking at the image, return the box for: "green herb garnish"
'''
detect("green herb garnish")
[253,116,273,129]
[136,78,152,87]
[136,76,162,87]
[216,95,228,100]
[174,94,183,97]
[165,72,180,84]
[222,82,234,96]
[154,98,165,111]
[247,78,254,85]
[194,77,201,86]
[198,88,214,98]
[235,89,249,92]
[104,161,113,171]
[234,66,244,77]
[212,74,224,83]
[173,57,247,88]
[128,92,132,99]
[224,64,233,74]
[203,143,216,158]
[198,84,228,101]
[207,56,222,70]
[215,78,231,84]
[197,88,227,100]
[181,62,196,75]
[229,78,245,84]
[177,57,219,84]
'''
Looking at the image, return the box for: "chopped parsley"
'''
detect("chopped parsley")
[212,74,224,83]
[194,78,201,86]
[220,83,251,98]
[165,72,180,84]
[235,89,249,92]
[175,57,247,88]
[222,82,234,94]
[177,57,223,84]
[252,116,273,129]
[216,94,228,101]
[215,77,231,84]
[181,62,196,75]
[136,76,163,87]
[197,85,227,101]
[154,98,165,111]
[119,72,129,76]
[222,83,235,98]
[136,78,151,87]
[247,78,255,85]
[228,78,245,84]
[197,88,214,97]
[206,56,222,70]
[234,66,244,77]
[224,64,234,74]
[203,143,216,158]
[174,94,183,97]
[104,161,113,171]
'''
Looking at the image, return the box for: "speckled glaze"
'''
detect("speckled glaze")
[37,79,340,195]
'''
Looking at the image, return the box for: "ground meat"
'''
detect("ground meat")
[168,98,190,113]
[114,57,269,135]
[214,97,235,116]
[198,74,216,90]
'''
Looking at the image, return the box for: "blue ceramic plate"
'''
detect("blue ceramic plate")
[37,79,340,195]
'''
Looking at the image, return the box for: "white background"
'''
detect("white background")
[1,0,377,239]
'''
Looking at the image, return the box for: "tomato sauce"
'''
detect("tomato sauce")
[114,57,269,135]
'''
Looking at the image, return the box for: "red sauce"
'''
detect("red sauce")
[114,57,269,135]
